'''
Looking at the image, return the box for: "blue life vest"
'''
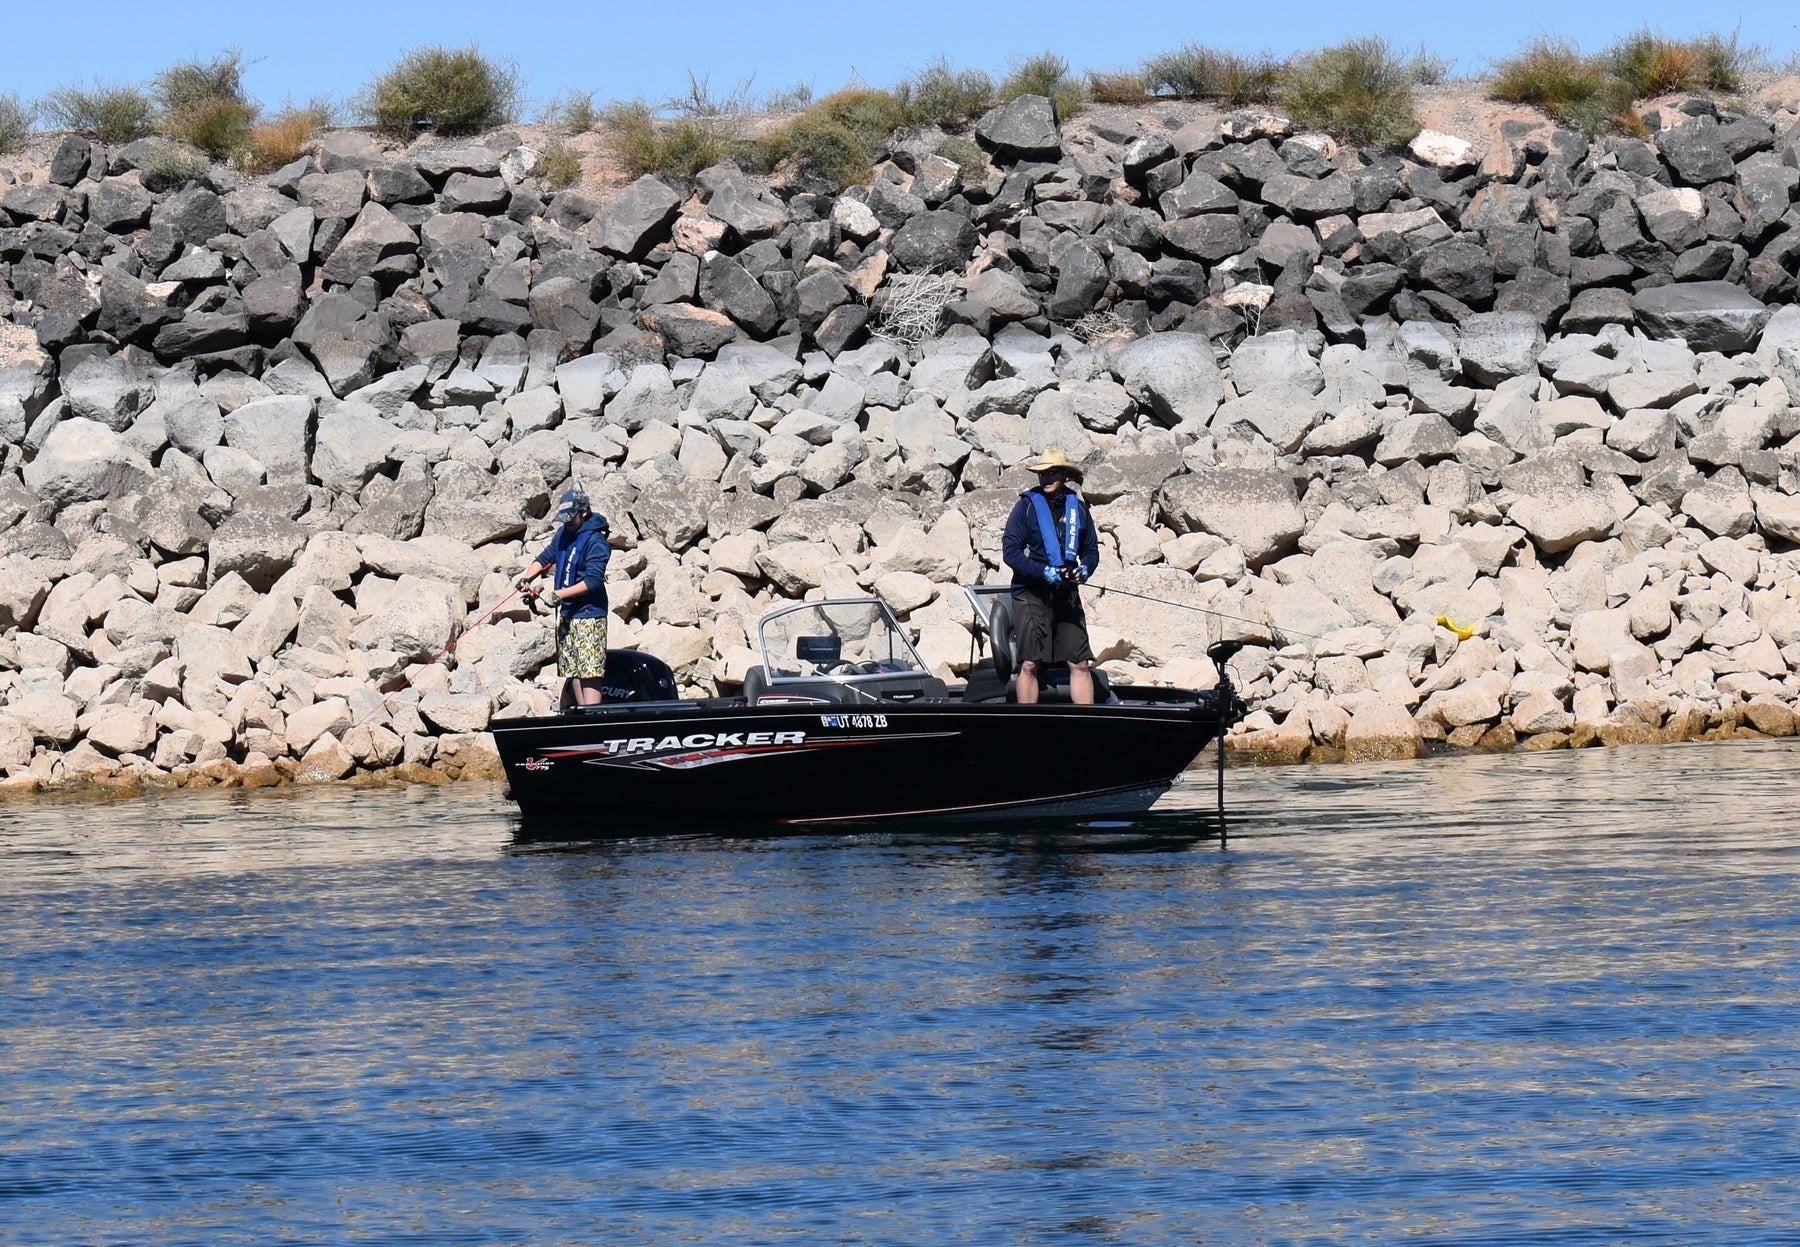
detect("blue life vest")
[1027,490,1087,572]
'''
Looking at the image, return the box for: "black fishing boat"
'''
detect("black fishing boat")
[493,589,1247,836]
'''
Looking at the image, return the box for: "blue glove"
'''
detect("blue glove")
[1043,566,1062,585]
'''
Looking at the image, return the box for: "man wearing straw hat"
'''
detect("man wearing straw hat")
[1002,448,1100,705]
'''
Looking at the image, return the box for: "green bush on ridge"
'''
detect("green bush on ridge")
[1282,36,1421,149]
[155,49,259,161]
[996,52,1085,117]
[0,91,33,154]
[39,80,157,144]
[894,58,995,128]
[1142,43,1285,105]
[1491,28,1761,136]
[365,44,518,138]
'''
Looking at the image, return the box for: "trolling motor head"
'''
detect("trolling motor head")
[1206,639,1247,716]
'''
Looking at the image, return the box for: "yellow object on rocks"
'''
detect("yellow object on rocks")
[1435,615,1476,641]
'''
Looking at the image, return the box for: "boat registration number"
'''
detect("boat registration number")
[821,713,887,729]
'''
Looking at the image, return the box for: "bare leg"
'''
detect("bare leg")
[575,678,604,706]
[1016,660,1040,705]
[1069,661,1095,705]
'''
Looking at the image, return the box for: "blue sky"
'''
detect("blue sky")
[5,1,1796,117]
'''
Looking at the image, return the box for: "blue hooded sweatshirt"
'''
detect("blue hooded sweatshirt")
[535,514,611,619]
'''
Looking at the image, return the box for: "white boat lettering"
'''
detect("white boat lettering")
[590,731,808,757]
[820,713,888,729]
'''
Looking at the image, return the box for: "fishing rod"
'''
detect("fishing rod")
[365,581,534,719]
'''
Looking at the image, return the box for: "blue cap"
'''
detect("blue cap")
[553,489,590,522]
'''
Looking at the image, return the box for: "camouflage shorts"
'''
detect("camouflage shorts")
[556,616,608,678]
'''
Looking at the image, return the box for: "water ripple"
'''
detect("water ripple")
[2,743,1799,1243]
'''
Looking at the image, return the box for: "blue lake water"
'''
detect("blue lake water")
[2,741,1798,1245]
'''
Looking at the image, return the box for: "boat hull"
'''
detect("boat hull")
[494,694,1228,838]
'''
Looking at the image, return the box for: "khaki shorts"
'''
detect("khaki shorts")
[1013,588,1094,666]
[556,616,609,678]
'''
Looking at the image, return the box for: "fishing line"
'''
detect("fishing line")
[1084,581,1326,643]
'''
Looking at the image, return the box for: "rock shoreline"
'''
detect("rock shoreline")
[4,91,1800,792]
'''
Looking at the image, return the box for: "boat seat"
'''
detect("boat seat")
[741,665,949,706]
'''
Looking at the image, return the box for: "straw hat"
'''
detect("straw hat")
[1026,447,1084,481]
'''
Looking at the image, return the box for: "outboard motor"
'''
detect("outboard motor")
[558,649,678,711]
[601,649,678,702]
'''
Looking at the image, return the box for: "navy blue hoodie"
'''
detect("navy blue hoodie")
[535,514,611,619]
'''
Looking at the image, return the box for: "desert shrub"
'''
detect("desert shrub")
[814,87,907,150]
[760,110,871,188]
[1406,43,1453,85]
[934,135,987,182]
[246,103,328,172]
[996,52,1085,116]
[874,272,960,343]
[153,48,248,113]
[1690,30,1760,89]
[40,80,156,143]
[0,92,33,154]
[168,96,258,160]
[602,101,744,178]
[1490,37,1643,136]
[541,90,597,134]
[1606,27,1755,96]
[1490,36,1607,118]
[760,87,907,188]
[762,82,816,113]
[1608,30,1704,97]
[1282,36,1421,148]
[140,142,211,185]
[153,50,259,159]
[1086,70,1150,105]
[365,44,518,137]
[1142,43,1284,104]
[895,59,994,127]
[539,142,582,188]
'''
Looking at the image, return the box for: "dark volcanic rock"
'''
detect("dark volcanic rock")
[1631,281,1771,352]
[888,210,978,273]
[973,95,1062,160]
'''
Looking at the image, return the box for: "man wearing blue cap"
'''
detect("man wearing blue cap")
[521,489,612,706]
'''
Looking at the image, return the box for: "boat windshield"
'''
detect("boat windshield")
[758,599,928,680]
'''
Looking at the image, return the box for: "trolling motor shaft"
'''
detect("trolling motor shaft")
[1205,640,1248,832]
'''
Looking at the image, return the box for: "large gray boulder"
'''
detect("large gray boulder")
[1113,334,1226,426]
[61,353,156,430]
[321,202,419,284]
[585,175,682,259]
[1507,487,1617,553]
[888,210,978,273]
[1159,468,1305,567]
[1458,311,1546,386]
[1632,282,1771,353]
[973,94,1062,159]
[312,403,400,493]
[223,395,315,485]
[22,418,152,507]
[699,254,782,336]
[209,511,309,590]
[1656,116,1737,186]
